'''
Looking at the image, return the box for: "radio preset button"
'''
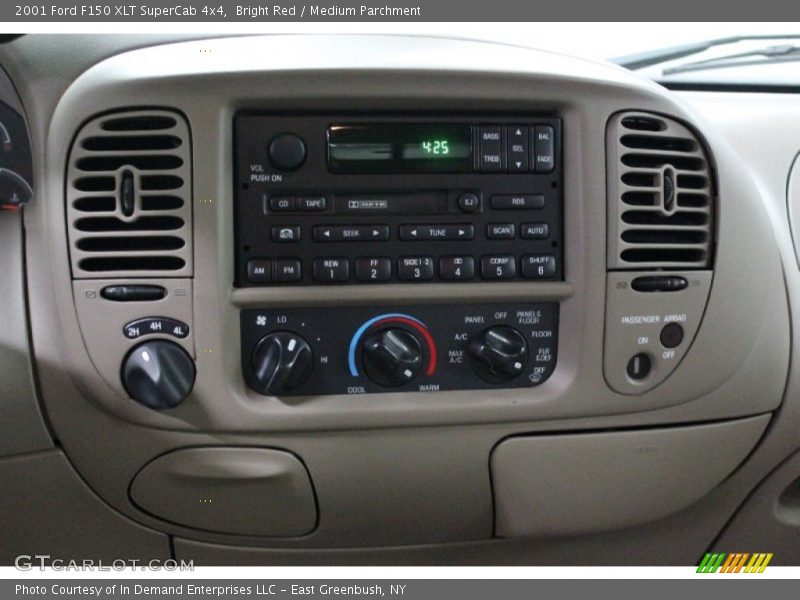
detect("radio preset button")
[399,224,474,241]
[521,222,550,239]
[298,196,327,211]
[313,225,390,242]
[506,126,529,173]
[271,225,301,242]
[313,258,349,282]
[479,126,504,172]
[491,194,545,210]
[398,257,434,281]
[533,125,555,173]
[487,223,516,240]
[481,255,516,279]
[268,196,296,212]
[440,256,475,280]
[521,254,557,279]
[247,258,271,283]
[274,259,302,282]
[458,192,480,213]
[355,257,392,282]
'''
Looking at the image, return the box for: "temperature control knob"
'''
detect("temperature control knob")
[361,328,423,387]
[467,325,529,384]
[122,340,196,410]
[252,331,313,395]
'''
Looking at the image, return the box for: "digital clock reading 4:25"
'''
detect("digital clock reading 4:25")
[421,140,450,155]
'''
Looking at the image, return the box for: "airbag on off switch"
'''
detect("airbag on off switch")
[130,447,317,537]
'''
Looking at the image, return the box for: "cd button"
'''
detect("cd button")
[355,257,392,282]
[481,255,516,279]
[313,258,349,282]
[268,196,296,212]
[439,256,475,280]
[398,257,434,281]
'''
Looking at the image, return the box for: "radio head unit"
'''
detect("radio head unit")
[234,114,563,287]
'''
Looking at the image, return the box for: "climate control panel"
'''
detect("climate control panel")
[241,303,558,396]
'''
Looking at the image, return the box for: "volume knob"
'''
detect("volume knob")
[467,325,529,384]
[251,331,313,395]
[361,328,423,387]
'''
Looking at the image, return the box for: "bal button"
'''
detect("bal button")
[268,133,307,172]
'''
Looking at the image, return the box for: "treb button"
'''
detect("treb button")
[479,126,504,172]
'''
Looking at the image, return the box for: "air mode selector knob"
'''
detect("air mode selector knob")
[361,328,423,387]
[251,331,313,395]
[467,325,529,384]
[121,340,196,410]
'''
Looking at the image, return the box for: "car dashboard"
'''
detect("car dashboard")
[0,33,798,565]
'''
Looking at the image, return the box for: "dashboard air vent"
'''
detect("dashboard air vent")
[607,111,714,270]
[67,109,192,278]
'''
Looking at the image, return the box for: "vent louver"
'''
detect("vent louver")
[67,109,192,278]
[607,112,714,270]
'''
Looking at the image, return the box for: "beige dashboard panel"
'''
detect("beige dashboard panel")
[129,447,317,537]
[492,414,769,537]
[9,35,790,551]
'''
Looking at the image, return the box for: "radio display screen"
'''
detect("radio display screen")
[327,123,473,173]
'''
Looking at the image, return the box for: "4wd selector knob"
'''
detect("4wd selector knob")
[467,325,529,383]
[122,340,196,409]
[252,331,313,395]
[361,328,423,387]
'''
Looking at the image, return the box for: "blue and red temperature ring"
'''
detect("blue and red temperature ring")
[348,313,438,377]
